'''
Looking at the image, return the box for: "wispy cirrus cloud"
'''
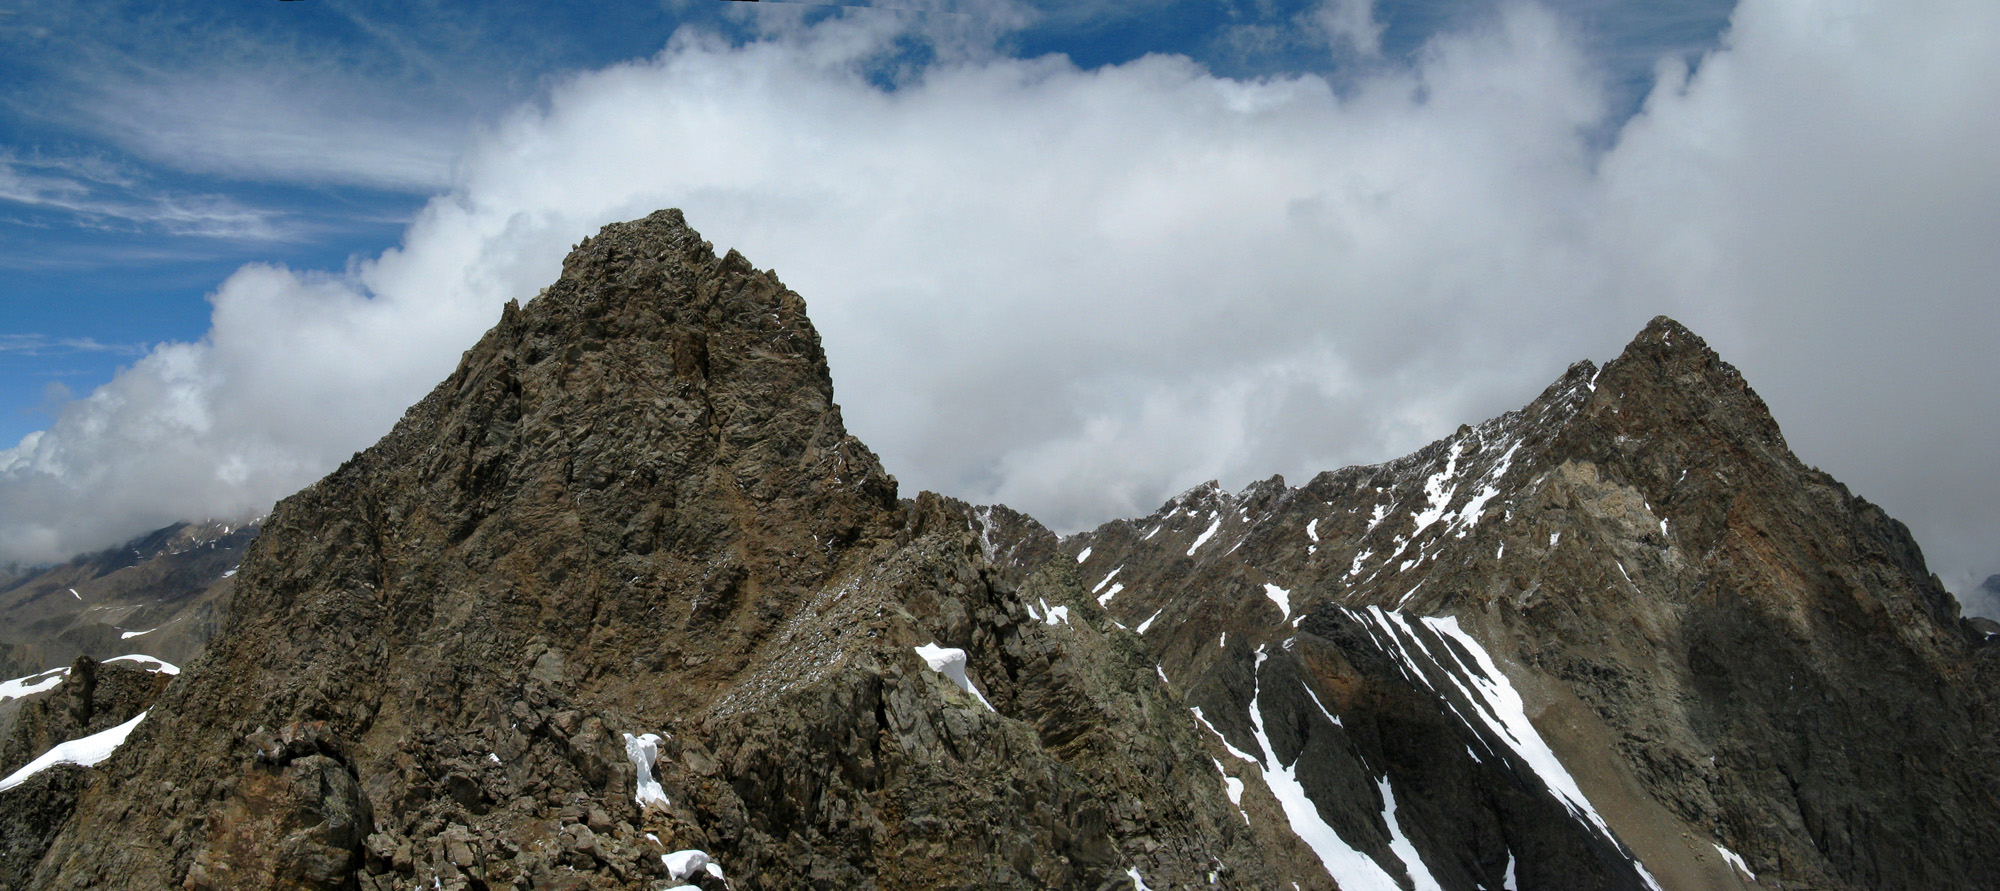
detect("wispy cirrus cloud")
[0,1,519,195]
[0,155,291,241]
[0,334,147,358]
[62,71,472,193]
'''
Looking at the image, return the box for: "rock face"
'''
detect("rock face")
[1060,317,2000,890]
[0,655,178,887]
[9,210,1999,890]
[0,655,171,777]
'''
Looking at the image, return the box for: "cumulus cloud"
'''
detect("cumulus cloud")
[1593,0,2000,601]
[1,0,1995,611]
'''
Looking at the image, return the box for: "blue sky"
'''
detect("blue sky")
[3,0,1996,611]
[0,0,1731,449]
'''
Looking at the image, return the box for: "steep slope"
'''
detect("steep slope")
[1058,318,2000,890]
[13,209,1996,891]
[0,654,180,887]
[24,211,1274,890]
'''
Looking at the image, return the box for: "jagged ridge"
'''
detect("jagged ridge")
[7,212,1996,891]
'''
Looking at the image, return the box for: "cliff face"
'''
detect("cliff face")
[1059,317,2000,890]
[11,211,1998,891]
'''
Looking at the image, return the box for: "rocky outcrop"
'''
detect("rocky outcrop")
[0,656,169,776]
[7,211,1997,890]
[0,656,176,887]
[18,211,1275,890]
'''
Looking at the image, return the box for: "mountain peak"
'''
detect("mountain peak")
[1584,314,1787,456]
[1633,314,1704,349]
[17,215,1999,891]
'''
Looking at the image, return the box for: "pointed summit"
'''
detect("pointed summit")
[1607,315,1731,378]
[1629,314,1707,351]
[1583,314,1788,456]
[30,209,906,889]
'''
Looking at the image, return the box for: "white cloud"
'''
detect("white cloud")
[2,0,1996,606]
[1594,0,2000,596]
[1309,0,1384,56]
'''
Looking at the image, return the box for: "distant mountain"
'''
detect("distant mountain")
[5,211,1995,890]
[0,520,258,679]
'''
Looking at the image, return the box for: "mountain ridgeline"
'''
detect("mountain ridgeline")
[8,210,1998,890]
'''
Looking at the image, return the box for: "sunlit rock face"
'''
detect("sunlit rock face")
[6,212,1998,891]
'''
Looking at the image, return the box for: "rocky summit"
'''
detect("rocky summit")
[4,209,1997,891]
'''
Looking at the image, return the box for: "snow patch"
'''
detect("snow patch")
[1187,518,1222,556]
[1244,646,1405,891]
[1076,547,1092,563]
[663,850,711,882]
[1387,611,1662,890]
[1346,549,1373,579]
[1377,776,1444,891]
[120,628,157,640]
[1398,582,1423,606]
[1098,582,1124,607]
[1211,758,1251,825]
[1126,867,1154,890]
[1305,519,1319,542]
[914,644,996,712]
[1407,442,1465,542]
[1455,440,1521,531]
[0,710,147,791]
[0,668,68,703]
[1189,706,1259,764]
[1262,583,1291,621]
[1301,683,1342,728]
[1093,567,1122,594]
[1713,844,1755,881]
[974,506,999,563]
[1041,600,1070,626]
[105,655,180,675]
[1136,608,1165,635]
[623,733,670,808]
